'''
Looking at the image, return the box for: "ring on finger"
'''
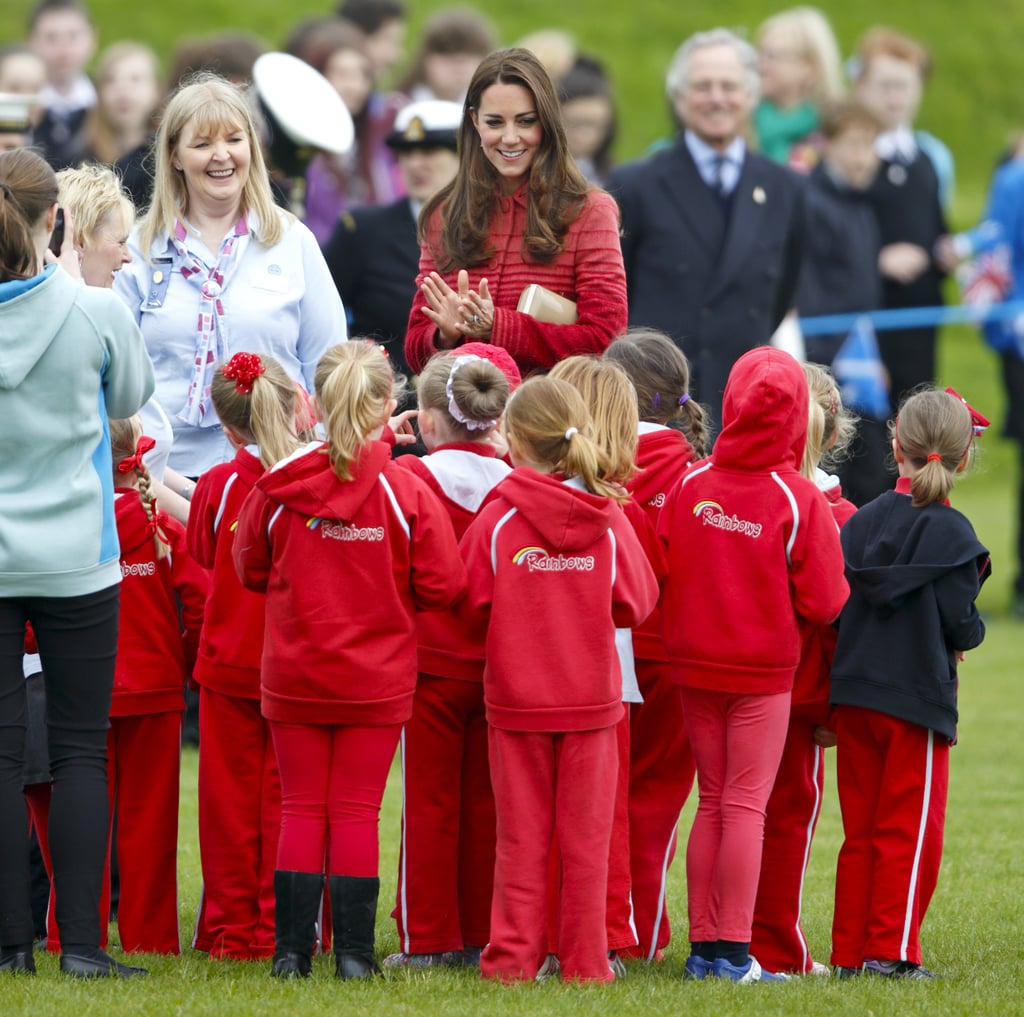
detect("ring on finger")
[471,314,480,325]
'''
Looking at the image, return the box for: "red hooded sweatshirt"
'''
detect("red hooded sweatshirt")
[233,440,467,726]
[460,467,659,732]
[111,490,208,717]
[187,447,267,699]
[627,425,698,663]
[396,442,511,682]
[657,348,849,695]
[791,475,857,719]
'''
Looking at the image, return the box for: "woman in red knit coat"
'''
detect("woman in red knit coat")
[404,47,628,377]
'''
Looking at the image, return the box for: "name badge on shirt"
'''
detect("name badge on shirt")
[144,258,174,309]
[250,267,289,293]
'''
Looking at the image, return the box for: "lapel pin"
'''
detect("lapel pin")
[152,270,164,284]
[753,186,766,204]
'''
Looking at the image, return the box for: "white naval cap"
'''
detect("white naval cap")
[386,99,463,151]
[252,52,354,157]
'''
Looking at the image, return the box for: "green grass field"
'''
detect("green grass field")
[2,1,1022,1012]
[3,623,1022,1017]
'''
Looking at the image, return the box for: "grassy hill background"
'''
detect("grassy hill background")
[5,0,1022,220]
[3,0,1022,610]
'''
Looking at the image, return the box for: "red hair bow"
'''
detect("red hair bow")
[944,387,990,436]
[223,352,266,393]
[117,435,156,474]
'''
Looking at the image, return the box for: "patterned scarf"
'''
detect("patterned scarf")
[172,216,250,426]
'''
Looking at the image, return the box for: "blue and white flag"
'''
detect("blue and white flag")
[832,316,890,420]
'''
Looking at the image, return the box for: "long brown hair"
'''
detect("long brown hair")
[419,47,590,271]
[604,328,709,458]
[0,147,58,282]
[892,387,974,508]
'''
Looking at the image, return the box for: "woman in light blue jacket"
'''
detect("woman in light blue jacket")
[0,147,154,978]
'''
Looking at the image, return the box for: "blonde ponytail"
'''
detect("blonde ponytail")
[314,342,404,481]
[504,376,625,502]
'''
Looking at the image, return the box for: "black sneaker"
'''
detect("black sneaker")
[863,958,940,979]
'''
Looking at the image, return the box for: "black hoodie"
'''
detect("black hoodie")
[830,479,990,741]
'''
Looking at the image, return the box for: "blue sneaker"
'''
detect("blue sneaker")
[684,955,715,980]
[712,956,791,983]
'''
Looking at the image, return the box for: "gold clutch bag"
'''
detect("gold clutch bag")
[516,284,578,324]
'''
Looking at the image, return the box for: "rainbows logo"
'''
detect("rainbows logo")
[692,500,722,518]
[306,517,322,530]
[513,545,547,565]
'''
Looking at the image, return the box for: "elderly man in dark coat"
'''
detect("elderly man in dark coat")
[609,28,805,426]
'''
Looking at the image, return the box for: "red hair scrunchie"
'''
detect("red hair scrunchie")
[223,352,266,394]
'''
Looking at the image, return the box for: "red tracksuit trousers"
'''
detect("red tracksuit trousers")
[547,710,636,955]
[104,712,183,954]
[483,725,618,983]
[624,662,696,960]
[194,688,280,959]
[393,674,495,954]
[750,714,826,973]
[831,706,948,968]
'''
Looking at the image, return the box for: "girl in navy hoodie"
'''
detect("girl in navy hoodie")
[460,376,658,984]
[830,387,989,979]
[187,352,306,961]
[234,341,466,981]
[658,347,849,983]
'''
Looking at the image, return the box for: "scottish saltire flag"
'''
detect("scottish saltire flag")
[832,316,890,420]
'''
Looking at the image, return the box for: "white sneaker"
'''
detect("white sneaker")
[535,954,561,982]
[809,960,831,977]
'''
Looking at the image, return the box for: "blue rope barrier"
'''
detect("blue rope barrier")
[798,299,1024,337]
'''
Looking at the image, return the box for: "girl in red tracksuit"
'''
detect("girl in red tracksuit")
[386,350,516,969]
[547,354,666,973]
[604,328,709,963]
[106,417,208,954]
[234,340,467,981]
[830,387,989,980]
[658,346,848,984]
[750,362,856,975]
[187,352,306,961]
[460,375,659,984]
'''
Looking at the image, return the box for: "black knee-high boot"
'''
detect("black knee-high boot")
[329,875,382,980]
[270,871,324,978]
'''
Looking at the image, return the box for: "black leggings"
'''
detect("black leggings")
[0,586,119,949]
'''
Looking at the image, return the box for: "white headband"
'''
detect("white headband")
[446,355,498,431]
